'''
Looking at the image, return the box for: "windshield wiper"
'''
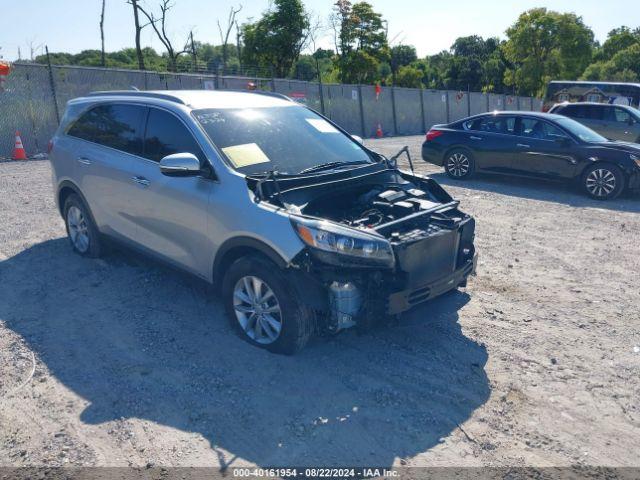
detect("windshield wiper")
[299,160,371,175]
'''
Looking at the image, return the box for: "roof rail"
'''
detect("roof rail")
[248,90,294,102]
[87,90,186,104]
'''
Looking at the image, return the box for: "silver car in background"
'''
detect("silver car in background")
[49,90,477,354]
[549,102,640,143]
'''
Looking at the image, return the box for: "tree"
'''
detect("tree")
[127,0,146,70]
[331,1,389,83]
[390,44,417,79]
[217,5,242,72]
[502,8,595,96]
[99,0,106,67]
[596,26,640,61]
[394,65,422,88]
[133,0,192,72]
[242,0,310,77]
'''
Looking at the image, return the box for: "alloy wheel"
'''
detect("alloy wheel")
[233,276,283,344]
[585,168,616,198]
[67,205,90,253]
[446,153,470,177]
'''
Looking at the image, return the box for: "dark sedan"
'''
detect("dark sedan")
[422,111,640,200]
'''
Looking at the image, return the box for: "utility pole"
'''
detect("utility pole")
[100,0,106,67]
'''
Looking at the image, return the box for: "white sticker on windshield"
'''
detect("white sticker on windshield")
[222,143,271,168]
[306,118,339,133]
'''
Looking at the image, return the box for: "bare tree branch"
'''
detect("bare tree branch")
[133,0,189,72]
[217,5,242,71]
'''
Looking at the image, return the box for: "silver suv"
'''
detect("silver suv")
[549,102,640,143]
[50,90,477,354]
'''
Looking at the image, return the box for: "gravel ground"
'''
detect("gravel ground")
[1,136,639,469]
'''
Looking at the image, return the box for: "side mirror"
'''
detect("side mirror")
[159,153,201,177]
[351,134,364,144]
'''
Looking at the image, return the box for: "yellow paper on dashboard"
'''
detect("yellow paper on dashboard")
[222,143,271,168]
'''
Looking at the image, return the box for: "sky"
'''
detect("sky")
[0,0,638,61]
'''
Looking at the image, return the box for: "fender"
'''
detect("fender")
[213,236,289,283]
[57,180,92,218]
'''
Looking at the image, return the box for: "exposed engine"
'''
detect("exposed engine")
[299,181,463,242]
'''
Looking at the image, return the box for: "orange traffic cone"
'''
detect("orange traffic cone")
[12,131,27,160]
[376,123,383,138]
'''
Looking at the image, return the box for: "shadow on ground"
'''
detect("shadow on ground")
[0,239,489,467]
[429,171,640,213]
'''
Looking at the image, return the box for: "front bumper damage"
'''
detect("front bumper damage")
[290,214,477,334]
[387,252,477,315]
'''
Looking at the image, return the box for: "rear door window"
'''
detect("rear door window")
[612,107,632,123]
[67,104,145,156]
[143,108,205,163]
[470,116,516,135]
[584,105,605,120]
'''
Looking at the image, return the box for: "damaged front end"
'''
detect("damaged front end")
[247,159,477,334]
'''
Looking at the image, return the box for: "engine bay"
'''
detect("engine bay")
[298,177,466,243]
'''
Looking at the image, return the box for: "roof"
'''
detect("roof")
[79,90,296,109]
[467,111,565,120]
[551,102,640,112]
[549,80,640,88]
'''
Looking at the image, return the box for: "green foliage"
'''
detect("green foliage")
[333,1,389,83]
[241,0,310,78]
[390,45,417,74]
[595,27,640,61]
[502,8,595,96]
[394,65,422,88]
[29,4,639,96]
[581,29,640,82]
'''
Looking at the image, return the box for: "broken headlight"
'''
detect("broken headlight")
[291,217,395,268]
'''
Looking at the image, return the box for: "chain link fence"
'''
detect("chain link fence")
[0,62,543,157]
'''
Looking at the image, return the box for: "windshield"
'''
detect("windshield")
[554,117,608,143]
[193,106,374,175]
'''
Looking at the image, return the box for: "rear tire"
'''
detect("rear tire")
[222,255,315,355]
[582,164,624,200]
[63,194,103,258]
[444,149,474,179]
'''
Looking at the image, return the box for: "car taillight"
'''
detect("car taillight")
[47,139,54,154]
[426,130,443,142]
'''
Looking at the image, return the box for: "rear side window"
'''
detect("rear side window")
[143,108,205,163]
[67,104,145,156]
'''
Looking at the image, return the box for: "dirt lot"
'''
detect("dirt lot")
[1,136,639,469]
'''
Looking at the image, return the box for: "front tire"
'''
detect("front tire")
[222,255,314,354]
[582,164,624,200]
[444,149,474,179]
[63,194,102,257]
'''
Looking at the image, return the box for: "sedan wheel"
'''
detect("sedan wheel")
[66,205,90,253]
[583,165,623,200]
[445,151,473,179]
[233,275,283,345]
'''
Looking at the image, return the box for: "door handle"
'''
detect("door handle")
[517,143,530,148]
[469,136,483,140]
[77,156,92,165]
[131,176,150,187]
